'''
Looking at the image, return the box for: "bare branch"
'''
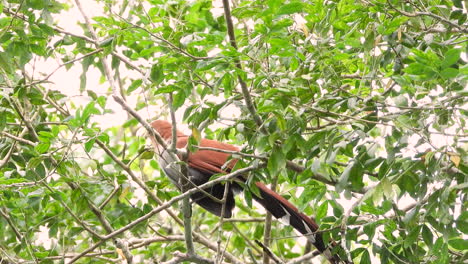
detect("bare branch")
[255,240,284,264]
[1,131,36,146]
[194,146,345,191]
[286,251,321,264]
[0,181,38,189]
[162,251,215,264]
[262,175,278,264]
[28,49,103,86]
[0,207,23,241]
[221,0,265,130]
[68,164,260,263]
[0,142,17,169]
[387,1,468,33]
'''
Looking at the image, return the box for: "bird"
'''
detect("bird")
[149,120,348,264]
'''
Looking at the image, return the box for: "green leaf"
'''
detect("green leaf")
[222,73,232,98]
[441,48,461,68]
[337,161,353,191]
[452,0,463,8]
[34,163,46,178]
[140,151,155,159]
[440,68,458,79]
[172,91,186,109]
[128,79,143,93]
[244,186,253,207]
[316,201,328,221]
[363,222,376,240]
[438,242,449,263]
[421,225,433,247]
[34,252,49,258]
[50,192,63,201]
[150,64,164,85]
[99,37,114,47]
[154,85,178,95]
[380,178,393,198]
[404,225,420,248]
[457,211,468,234]
[80,56,93,93]
[97,133,109,144]
[0,52,13,74]
[448,238,468,251]
[274,112,286,131]
[97,96,107,109]
[393,94,408,107]
[38,131,54,141]
[191,126,202,142]
[278,2,303,15]
[28,91,48,105]
[360,249,371,264]
[84,139,95,152]
[35,142,50,154]
[82,101,100,122]
[267,146,286,176]
[87,90,98,100]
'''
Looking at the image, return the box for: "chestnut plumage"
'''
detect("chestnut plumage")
[150,120,348,264]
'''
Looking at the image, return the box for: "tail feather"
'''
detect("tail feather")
[150,121,350,263]
[253,182,347,264]
[159,153,348,263]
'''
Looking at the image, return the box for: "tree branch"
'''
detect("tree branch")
[255,240,284,264]
[68,164,260,263]
[216,183,231,264]
[194,146,349,192]
[221,0,265,130]
[387,1,468,33]
[262,174,278,264]
[162,251,216,264]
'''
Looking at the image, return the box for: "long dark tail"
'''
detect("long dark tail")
[253,182,349,264]
[162,161,349,263]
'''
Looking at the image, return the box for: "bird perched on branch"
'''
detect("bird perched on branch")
[149,120,349,264]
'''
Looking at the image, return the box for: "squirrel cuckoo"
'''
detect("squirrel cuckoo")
[150,120,346,264]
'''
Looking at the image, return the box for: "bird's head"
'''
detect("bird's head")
[151,120,186,141]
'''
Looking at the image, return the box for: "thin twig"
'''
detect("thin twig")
[28,49,103,86]
[68,164,260,263]
[73,1,134,262]
[114,13,211,60]
[262,175,278,264]
[221,0,265,130]
[216,183,230,264]
[231,224,262,255]
[9,100,39,142]
[96,134,242,263]
[98,177,120,210]
[41,183,104,239]
[194,146,345,191]
[285,251,321,264]
[0,182,38,189]
[255,240,284,264]
[111,52,146,75]
[0,141,17,169]
[168,93,196,256]
[162,251,215,264]
[387,0,468,33]
[0,207,23,241]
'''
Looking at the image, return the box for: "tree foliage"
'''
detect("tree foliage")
[0,0,467,263]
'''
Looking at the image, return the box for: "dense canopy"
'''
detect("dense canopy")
[0,0,466,263]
